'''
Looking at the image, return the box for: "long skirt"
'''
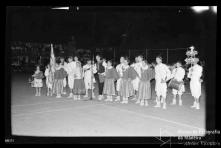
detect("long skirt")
[138,81,151,100]
[73,79,86,95]
[53,79,63,95]
[119,79,134,98]
[103,78,116,96]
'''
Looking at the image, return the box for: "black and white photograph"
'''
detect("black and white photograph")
[5,5,218,144]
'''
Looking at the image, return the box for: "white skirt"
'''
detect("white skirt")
[34,79,43,88]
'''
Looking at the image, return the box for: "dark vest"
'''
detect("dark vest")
[96,62,105,73]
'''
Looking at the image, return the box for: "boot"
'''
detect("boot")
[144,101,148,106]
[135,99,140,104]
[163,103,167,109]
[191,101,197,108]
[179,100,182,106]
[115,96,121,102]
[68,93,73,98]
[140,100,144,106]
[196,102,200,110]
[154,101,161,108]
[171,99,176,105]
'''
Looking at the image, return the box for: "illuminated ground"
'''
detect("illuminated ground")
[11,72,205,137]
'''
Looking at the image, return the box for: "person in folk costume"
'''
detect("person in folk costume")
[94,55,106,100]
[119,57,137,104]
[83,59,96,98]
[115,56,125,102]
[45,64,54,96]
[137,60,155,106]
[32,65,44,96]
[131,55,143,102]
[73,61,86,100]
[60,57,68,95]
[170,61,185,106]
[154,56,171,109]
[103,60,120,102]
[187,58,203,110]
[53,59,68,98]
[66,56,76,98]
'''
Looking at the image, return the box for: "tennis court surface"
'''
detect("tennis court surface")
[11,73,205,137]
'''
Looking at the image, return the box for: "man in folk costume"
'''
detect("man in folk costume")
[187,58,203,110]
[60,57,68,95]
[115,56,125,102]
[83,59,97,98]
[154,56,171,109]
[131,55,143,103]
[95,55,106,100]
[66,56,76,98]
[170,61,185,106]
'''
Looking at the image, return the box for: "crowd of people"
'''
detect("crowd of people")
[30,54,203,110]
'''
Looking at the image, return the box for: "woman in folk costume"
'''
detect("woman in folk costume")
[187,58,203,110]
[115,56,125,102]
[83,59,96,98]
[137,60,155,106]
[53,60,68,98]
[170,61,185,106]
[32,65,44,96]
[154,56,171,109]
[119,57,137,104]
[45,64,54,96]
[103,60,120,102]
[60,57,68,95]
[66,56,76,98]
[132,55,144,103]
[73,61,86,100]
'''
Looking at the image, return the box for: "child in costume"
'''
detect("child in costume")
[32,65,44,96]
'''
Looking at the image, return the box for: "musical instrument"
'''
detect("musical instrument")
[168,79,183,90]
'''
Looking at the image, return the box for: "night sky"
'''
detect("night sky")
[7,6,216,54]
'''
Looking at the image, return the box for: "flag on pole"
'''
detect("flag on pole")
[50,44,55,71]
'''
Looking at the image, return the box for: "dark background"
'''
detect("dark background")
[7,6,216,59]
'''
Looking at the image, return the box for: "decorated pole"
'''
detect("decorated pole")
[50,44,56,72]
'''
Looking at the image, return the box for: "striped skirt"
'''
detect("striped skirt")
[73,79,86,95]
[53,79,63,95]
[119,79,134,98]
[103,78,116,96]
[138,81,151,100]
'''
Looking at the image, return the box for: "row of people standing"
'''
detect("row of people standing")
[32,54,203,110]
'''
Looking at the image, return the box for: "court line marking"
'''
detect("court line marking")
[12,102,106,117]
[100,104,205,131]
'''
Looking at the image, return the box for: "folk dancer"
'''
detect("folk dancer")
[187,58,203,110]
[154,56,171,109]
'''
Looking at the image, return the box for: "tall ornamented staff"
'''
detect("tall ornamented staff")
[185,46,198,77]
